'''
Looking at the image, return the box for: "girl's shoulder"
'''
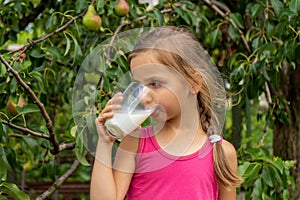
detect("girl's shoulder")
[221,139,238,163]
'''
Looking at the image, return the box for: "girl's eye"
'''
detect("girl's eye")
[148,81,161,88]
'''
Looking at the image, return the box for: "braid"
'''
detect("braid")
[197,91,211,133]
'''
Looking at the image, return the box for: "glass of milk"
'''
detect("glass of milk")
[104,82,154,139]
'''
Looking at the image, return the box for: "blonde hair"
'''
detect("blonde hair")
[129,26,243,188]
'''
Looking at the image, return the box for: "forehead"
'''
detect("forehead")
[130,53,185,84]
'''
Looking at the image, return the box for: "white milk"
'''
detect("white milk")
[105,110,153,139]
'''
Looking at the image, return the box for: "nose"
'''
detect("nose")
[140,89,154,108]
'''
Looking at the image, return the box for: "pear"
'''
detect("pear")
[7,95,25,115]
[115,0,130,17]
[82,5,102,31]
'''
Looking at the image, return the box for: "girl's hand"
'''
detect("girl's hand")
[95,92,123,143]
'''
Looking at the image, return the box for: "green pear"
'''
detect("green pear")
[82,5,102,31]
[115,0,130,17]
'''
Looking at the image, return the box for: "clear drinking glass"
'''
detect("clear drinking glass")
[104,82,154,139]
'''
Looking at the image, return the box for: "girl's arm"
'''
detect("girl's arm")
[218,140,239,200]
[90,135,138,200]
[90,93,138,200]
[90,140,117,200]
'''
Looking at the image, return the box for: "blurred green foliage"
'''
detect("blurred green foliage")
[0,0,299,199]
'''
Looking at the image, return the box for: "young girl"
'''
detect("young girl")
[91,26,243,200]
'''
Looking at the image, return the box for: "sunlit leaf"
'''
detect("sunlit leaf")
[0,182,30,200]
[15,104,40,115]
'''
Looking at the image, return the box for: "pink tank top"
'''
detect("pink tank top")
[126,126,218,200]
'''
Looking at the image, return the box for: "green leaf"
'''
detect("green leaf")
[0,194,8,200]
[0,147,11,169]
[274,166,285,188]
[210,29,222,48]
[0,182,30,200]
[284,160,296,170]
[30,71,44,87]
[274,22,286,37]
[266,21,275,38]
[173,6,191,24]
[283,189,289,200]
[71,125,77,138]
[75,126,90,166]
[228,24,240,42]
[285,39,297,62]
[250,3,263,19]
[270,0,284,16]
[153,9,164,26]
[289,0,300,13]
[30,48,45,58]
[229,13,244,29]
[21,60,31,70]
[253,178,262,199]
[0,62,6,77]
[242,163,261,189]
[64,33,71,56]
[272,157,284,173]
[9,78,17,93]
[46,46,62,62]
[22,135,39,154]
[15,104,40,115]
[0,120,5,143]
[4,147,17,170]
[262,67,270,81]
[86,113,97,135]
[258,43,276,56]
[262,165,275,187]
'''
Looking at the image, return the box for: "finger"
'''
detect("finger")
[95,118,116,143]
[97,112,114,124]
[101,104,121,114]
[109,93,123,105]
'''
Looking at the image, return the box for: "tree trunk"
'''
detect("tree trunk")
[273,63,300,200]
[232,105,242,149]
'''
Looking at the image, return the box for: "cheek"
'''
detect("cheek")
[159,90,180,113]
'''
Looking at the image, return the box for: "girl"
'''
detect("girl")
[91,26,243,200]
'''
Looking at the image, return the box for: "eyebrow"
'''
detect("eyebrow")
[142,76,167,82]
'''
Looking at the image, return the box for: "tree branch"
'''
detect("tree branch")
[258,81,273,145]
[8,9,87,54]
[59,142,76,151]
[2,120,50,139]
[8,133,23,138]
[35,159,80,200]
[202,0,252,54]
[0,55,59,153]
[3,120,76,151]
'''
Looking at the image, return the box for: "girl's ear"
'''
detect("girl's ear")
[190,72,202,94]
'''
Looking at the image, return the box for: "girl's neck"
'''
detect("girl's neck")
[154,120,207,156]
